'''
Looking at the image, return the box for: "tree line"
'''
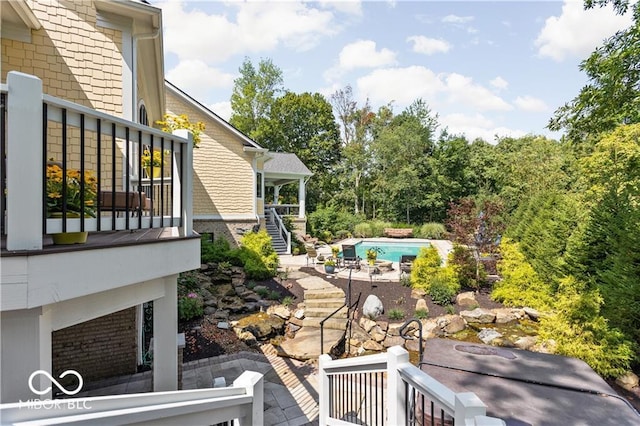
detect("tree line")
[225,0,639,376]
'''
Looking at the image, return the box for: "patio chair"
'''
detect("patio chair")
[341,244,361,269]
[305,244,318,266]
[399,255,416,278]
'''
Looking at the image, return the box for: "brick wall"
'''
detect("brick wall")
[52,307,138,383]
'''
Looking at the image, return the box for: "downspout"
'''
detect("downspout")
[132,28,160,122]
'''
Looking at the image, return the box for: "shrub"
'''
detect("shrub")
[449,245,486,290]
[445,305,456,314]
[255,287,269,297]
[267,290,281,300]
[238,231,279,280]
[428,267,460,305]
[201,235,234,264]
[538,276,636,377]
[415,308,429,319]
[282,296,294,307]
[354,222,373,238]
[178,292,203,321]
[492,238,553,310]
[417,222,446,239]
[388,308,405,320]
[370,220,393,237]
[178,271,199,293]
[410,246,442,291]
[399,274,411,287]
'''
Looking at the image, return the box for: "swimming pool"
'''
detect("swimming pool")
[352,241,431,262]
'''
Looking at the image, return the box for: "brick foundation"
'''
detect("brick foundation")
[52,307,137,383]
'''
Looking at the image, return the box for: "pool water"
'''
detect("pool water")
[352,241,431,262]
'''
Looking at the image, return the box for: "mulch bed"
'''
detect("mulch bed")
[299,266,503,322]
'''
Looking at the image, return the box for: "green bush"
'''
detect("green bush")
[449,245,485,290]
[282,296,294,307]
[428,268,460,305]
[201,235,234,264]
[178,292,204,321]
[354,222,373,238]
[178,271,199,293]
[238,231,279,280]
[370,220,393,237]
[538,276,636,377]
[417,222,446,239]
[308,205,363,238]
[388,308,405,320]
[491,238,554,310]
[415,308,429,319]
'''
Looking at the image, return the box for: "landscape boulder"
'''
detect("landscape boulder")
[615,372,639,391]
[456,292,478,308]
[363,294,384,319]
[460,308,496,323]
[478,328,503,345]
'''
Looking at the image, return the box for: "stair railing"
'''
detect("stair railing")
[320,268,359,354]
[268,207,291,254]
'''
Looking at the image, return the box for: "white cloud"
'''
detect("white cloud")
[407,35,451,55]
[209,101,232,121]
[514,95,549,112]
[490,76,509,90]
[354,66,511,113]
[317,0,363,16]
[324,39,397,81]
[356,66,444,106]
[338,40,397,70]
[166,60,235,94]
[158,1,337,63]
[441,113,526,143]
[442,14,474,24]
[535,0,633,61]
[444,73,512,111]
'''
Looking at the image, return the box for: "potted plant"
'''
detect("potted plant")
[141,149,167,178]
[324,258,336,274]
[46,162,97,244]
[331,245,340,259]
[366,247,384,265]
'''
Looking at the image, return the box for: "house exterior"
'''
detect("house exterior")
[165,81,311,248]
[0,0,199,403]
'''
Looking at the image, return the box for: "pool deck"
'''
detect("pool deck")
[282,238,453,283]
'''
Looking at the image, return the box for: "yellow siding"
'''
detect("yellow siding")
[165,90,256,216]
[2,0,123,114]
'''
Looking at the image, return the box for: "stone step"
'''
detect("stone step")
[304,306,348,319]
[304,288,345,300]
[304,297,346,309]
[277,327,346,360]
[302,317,348,330]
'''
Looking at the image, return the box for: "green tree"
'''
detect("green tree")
[330,86,375,215]
[267,92,341,208]
[370,100,438,223]
[229,57,284,145]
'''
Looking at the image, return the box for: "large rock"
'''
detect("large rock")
[369,325,387,342]
[359,317,377,333]
[478,328,502,345]
[523,307,541,321]
[493,308,519,324]
[383,335,406,348]
[436,315,466,334]
[460,308,496,323]
[268,305,291,320]
[363,295,384,319]
[515,336,537,350]
[456,292,478,308]
[616,372,639,391]
[234,312,284,340]
[411,288,427,299]
[363,340,384,351]
[404,338,423,353]
[422,319,444,338]
[415,299,429,313]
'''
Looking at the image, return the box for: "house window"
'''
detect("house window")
[256,172,263,199]
[138,103,149,126]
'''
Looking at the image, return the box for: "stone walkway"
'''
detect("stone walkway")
[76,345,320,426]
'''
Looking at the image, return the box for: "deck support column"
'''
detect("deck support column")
[153,274,178,391]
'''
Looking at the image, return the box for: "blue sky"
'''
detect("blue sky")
[153,0,633,142]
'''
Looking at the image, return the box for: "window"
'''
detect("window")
[138,103,149,126]
[256,172,263,198]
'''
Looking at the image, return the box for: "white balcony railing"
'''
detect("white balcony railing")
[319,346,506,426]
[0,371,263,425]
[2,71,194,251]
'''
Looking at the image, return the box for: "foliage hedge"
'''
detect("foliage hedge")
[200,232,278,280]
[410,246,460,305]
